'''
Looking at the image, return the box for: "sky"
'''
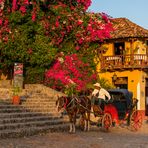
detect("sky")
[88,0,148,29]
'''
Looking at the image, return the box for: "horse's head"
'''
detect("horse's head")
[56,96,68,112]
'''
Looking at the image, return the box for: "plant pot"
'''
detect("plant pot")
[12,95,20,105]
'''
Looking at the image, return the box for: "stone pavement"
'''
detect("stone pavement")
[0,119,147,148]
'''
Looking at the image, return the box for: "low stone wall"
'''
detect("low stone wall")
[0,80,12,88]
[24,84,66,99]
[0,84,66,101]
[0,88,12,100]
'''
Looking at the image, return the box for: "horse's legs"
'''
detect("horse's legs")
[87,112,90,131]
[72,123,75,133]
[84,120,87,131]
[68,114,73,133]
[83,112,91,131]
[72,114,77,133]
[82,113,87,131]
[68,114,76,133]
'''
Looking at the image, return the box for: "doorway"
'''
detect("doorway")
[113,77,128,89]
[114,42,125,55]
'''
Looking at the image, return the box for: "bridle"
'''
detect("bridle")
[63,97,68,109]
[62,96,75,109]
[57,96,69,111]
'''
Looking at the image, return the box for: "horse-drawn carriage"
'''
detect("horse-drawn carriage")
[56,89,143,133]
[80,89,143,131]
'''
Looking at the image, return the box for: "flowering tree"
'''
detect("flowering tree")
[45,54,97,95]
[0,0,113,84]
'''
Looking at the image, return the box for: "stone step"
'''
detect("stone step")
[0,99,11,104]
[24,95,54,99]
[0,104,22,108]
[22,107,56,112]
[0,123,69,139]
[22,103,56,108]
[22,101,56,105]
[0,106,56,113]
[0,118,67,130]
[0,84,67,138]
[21,104,56,108]
[23,98,56,102]
[0,108,31,113]
[25,109,59,114]
[0,115,63,124]
[0,112,61,119]
[0,103,56,110]
[24,95,57,101]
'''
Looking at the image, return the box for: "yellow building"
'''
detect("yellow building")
[98,18,148,115]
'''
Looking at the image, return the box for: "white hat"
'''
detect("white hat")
[93,83,101,88]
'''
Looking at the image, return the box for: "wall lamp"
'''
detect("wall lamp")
[112,73,117,82]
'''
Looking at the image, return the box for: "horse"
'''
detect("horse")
[56,95,91,133]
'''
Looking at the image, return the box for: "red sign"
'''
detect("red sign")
[14,63,23,76]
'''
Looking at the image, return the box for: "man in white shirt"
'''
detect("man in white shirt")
[92,83,111,100]
[91,83,111,113]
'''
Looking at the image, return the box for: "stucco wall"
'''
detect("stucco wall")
[99,70,146,110]
[97,40,148,111]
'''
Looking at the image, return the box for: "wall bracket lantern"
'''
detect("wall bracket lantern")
[112,73,117,82]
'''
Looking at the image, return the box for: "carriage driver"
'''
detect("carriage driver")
[91,83,111,111]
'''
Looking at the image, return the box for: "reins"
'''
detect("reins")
[64,97,75,108]
[73,96,92,113]
[62,96,93,113]
[63,97,68,109]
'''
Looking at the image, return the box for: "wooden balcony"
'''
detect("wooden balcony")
[101,54,148,71]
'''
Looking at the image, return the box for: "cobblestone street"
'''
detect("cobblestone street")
[0,120,147,148]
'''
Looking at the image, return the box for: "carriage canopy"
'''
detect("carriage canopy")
[108,89,133,109]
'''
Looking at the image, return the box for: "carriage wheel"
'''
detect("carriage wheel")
[102,113,112,131]
[130,110,143,131]
[79,116,85,130]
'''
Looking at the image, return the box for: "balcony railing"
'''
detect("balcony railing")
[101,54,148,71]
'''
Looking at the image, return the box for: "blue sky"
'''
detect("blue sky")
[88,0,148,29]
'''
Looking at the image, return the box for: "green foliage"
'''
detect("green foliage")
[64,84,77,96]
[0,11,57,77]
[12,85,21,96]
[98,77,115,90]
[24,67,45,84]
[0,0,113,86]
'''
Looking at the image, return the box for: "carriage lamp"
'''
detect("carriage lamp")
[112,73,117,82]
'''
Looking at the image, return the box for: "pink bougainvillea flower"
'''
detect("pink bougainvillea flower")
[0,19,2,25]
[75,46,80,50]
[20,6,26,14]
[32,12,36,22]
[55,20,59,27]
[12,0,17,12]
[24,0,29,5]
[77,20,83,25]
[45,54,97,93]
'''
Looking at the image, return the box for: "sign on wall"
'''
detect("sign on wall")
[14,63,23,76]
[13,63,23,88]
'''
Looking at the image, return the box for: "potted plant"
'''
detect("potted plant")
[12,85,21,105]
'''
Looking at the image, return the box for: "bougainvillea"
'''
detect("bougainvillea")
[0,0,113,47]
[45,54,97,94]
[0,0,114,87]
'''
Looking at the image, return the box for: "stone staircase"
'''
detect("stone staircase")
[0,84,69,138]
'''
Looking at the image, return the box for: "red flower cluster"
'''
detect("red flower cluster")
[76,0,92,10]
[0,0,113,49]
[0,8,10,42]
[41,4,113,50]
[45,54,97,92]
